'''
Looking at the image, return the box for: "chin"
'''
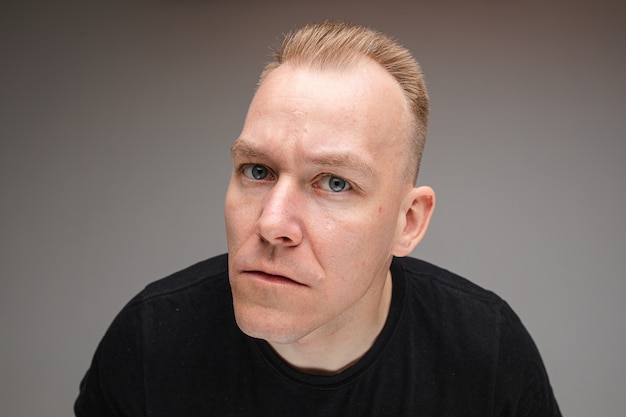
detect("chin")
[232,301,310,344]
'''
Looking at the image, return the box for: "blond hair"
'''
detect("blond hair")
[259,21,429,182]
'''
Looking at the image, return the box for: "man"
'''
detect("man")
[75,21,561,416]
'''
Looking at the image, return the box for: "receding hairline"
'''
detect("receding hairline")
[256,21,429,184]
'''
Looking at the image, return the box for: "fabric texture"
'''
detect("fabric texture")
[75,254,561,416]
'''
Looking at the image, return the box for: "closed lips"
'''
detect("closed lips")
[247,270,307,286]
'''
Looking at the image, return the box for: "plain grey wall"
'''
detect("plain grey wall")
[1,0,625,416]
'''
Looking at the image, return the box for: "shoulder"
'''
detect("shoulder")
[75,254,233,415]
[393,256,502,306]
[129,253,230,306]
[392,256,512,361]
[393,257,561,415]
[391,256,509,359]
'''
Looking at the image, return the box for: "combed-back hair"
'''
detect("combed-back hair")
[259,20,429,182]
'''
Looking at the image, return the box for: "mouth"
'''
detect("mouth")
[245,270,308,287]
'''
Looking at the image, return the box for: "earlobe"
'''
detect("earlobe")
[392,186,435,257]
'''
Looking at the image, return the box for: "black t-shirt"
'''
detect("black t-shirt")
[75,254,561,416]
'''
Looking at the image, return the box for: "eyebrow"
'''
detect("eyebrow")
[231,139,267,160]
[305,154,375,178]
[231,139,375,178]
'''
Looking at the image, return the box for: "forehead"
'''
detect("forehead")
[257,61,404,109]
[243,61,411,154]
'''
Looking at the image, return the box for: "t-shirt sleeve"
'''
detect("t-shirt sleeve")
[493,302,562,417]
[74,299,146,417]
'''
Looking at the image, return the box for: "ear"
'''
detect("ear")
[392,186,435,257]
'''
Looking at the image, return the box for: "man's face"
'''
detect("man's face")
[225,60,415,346]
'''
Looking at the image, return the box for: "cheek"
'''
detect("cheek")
[224,190,255,246]
[323,205,398,261]
[314,214,375,263]
[224,194,238,236]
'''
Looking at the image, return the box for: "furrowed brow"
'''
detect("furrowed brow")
[307,154,375,178]
[230,140,267,160]
[231,140,375,178]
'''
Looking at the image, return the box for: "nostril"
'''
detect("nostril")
[255,215,302,247]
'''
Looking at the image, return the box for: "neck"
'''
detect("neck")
[268,271,393,375]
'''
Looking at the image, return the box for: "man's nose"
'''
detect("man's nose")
[255,178,303,247]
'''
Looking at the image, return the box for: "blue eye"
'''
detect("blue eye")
[243,164,269,180]
[321,175,351,192]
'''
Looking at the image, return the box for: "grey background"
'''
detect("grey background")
[1,0,624,416]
